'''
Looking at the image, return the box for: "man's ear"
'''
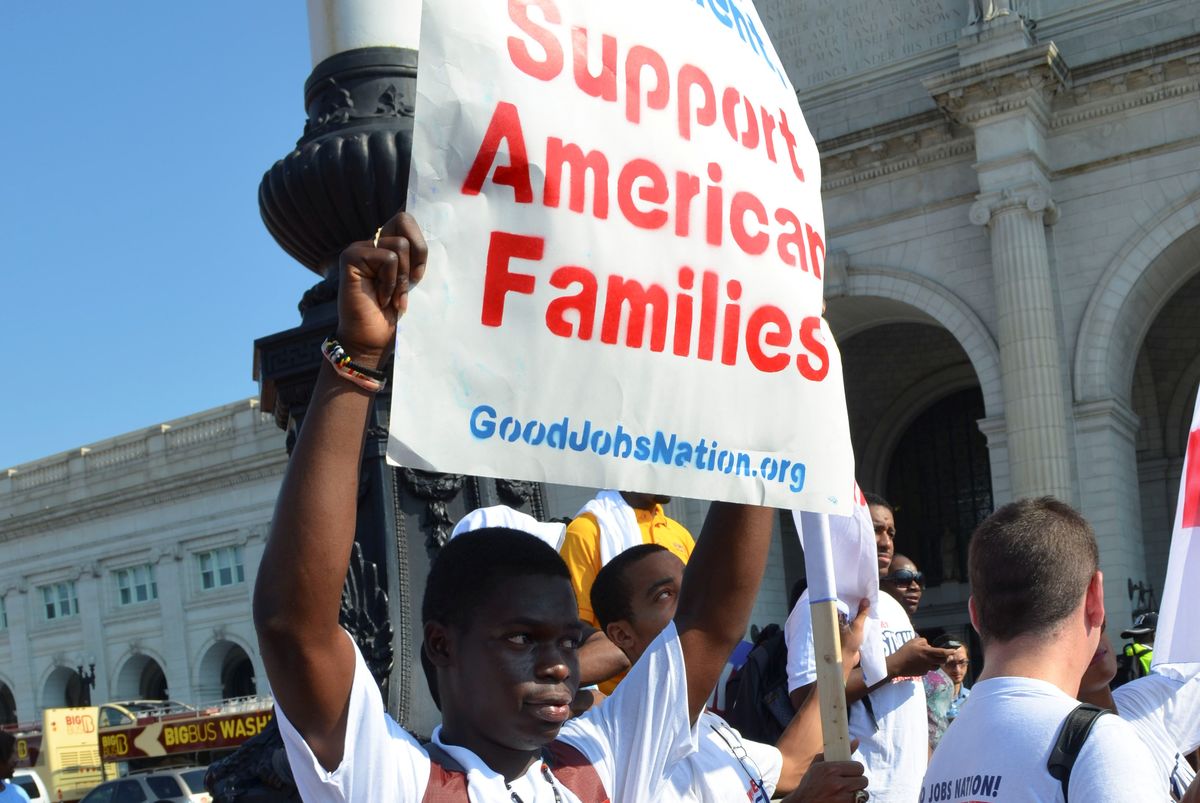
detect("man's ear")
[424,620,455,668]
[604,620,637,654]
[968,595,981,634]
[1085,570,1106,629]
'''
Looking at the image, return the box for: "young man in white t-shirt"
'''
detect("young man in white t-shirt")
[1079,627,1200,799]
[786,494,955,802]
[590,543,870,803]
[921,497,1168,802]
[254,212,780,802]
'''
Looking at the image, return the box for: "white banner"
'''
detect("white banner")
[1152,386,1200,667]
[795,485,887,686]
[392,0,854,511]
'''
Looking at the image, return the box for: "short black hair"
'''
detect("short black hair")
[0,729,14,763]
[590,544,669,630]
[422,528,571,630]
[864,492,893,513]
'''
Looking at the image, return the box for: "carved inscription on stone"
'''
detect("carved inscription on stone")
[754,0,965,89]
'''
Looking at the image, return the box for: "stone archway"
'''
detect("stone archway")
[196,640,257,702]
[42,666,85,709]
[832,315,993,629]
[113,654,169,701]
[832,266,1004,417]
[1074,195,1200,405]
[1131,270,1200,598]
[1071,200,1200,629]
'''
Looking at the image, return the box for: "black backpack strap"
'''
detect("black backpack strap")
[1047,703,1108,801]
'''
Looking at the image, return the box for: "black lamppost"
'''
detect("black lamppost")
[209,4,553,796]
[76,657,96,706]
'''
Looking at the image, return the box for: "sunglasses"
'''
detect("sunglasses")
[882,569,925,587]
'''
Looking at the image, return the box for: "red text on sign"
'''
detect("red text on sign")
[481,230,829,380]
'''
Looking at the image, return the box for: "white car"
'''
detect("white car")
[12,768,49,802]
[78,767,210,803]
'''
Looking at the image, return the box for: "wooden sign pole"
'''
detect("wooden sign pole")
[804,514,852,760]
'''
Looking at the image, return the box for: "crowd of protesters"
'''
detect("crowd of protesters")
[250,212,1198,801]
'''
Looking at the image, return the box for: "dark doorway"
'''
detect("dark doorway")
[885,387,993,587]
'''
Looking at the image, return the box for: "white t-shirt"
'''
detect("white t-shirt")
[659,710,783,803]
[277,622,696,801]
[1113,664,1200,799]
[785,589,927,803]
[921,676,1168,802]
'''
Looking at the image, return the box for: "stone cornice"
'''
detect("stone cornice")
[1,579,28,597]
[1053,35,1200,130]
[0,455,286,540]
[2,399,272,494]
[818,111,975,192]
[814,35,1200,193]
[151,544,184,564]
[976,414,1009,444]
[923,42,1069,128]
[1073,397,1141,439]
[824,135,976,192]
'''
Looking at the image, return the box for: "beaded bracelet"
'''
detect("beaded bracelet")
[321,336,388,393]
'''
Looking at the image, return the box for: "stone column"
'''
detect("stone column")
[151,547,192,702]
[75,564,109,704]
[927,38,1076,503]
[976,414,1012,506]
[3,585,36,721]
[970,191,1074,501]
[241,527,270,696]
[1074,398,1148,628]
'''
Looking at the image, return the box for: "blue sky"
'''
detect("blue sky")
[1,3,324,467]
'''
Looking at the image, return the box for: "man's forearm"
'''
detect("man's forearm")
[776,681,825,793]
[675,503,776,721]
[254,362,373,646]
[778,645,861,793]
[844,667,872,703]
[578,630,631,686]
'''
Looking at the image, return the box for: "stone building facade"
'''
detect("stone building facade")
[753,0,1200,634]
[0,401,285,724]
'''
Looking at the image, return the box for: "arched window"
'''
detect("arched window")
[885,388,993,587]
[221,647,256,699]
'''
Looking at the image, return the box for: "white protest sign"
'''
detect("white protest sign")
[794,483,888,686]
[391,0,854,511]
[1152,387,1200,666]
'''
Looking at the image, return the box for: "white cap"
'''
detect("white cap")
[451,505,566,551]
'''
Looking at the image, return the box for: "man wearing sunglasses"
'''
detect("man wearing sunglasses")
[880,555,924,618]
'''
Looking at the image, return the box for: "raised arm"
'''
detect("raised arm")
[252,212,426,770]
[674,502,777,723]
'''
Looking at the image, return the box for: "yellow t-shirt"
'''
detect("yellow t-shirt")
[560,503,695,693]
